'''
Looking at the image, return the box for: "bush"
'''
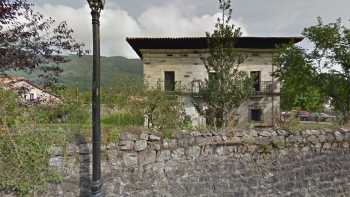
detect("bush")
[0,128,67,196]
[0,88,24,127]
[142,90,186,129]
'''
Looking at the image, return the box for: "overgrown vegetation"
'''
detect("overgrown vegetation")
[142,89,186,129]
[0,128,67,196]
[0,88,85,196]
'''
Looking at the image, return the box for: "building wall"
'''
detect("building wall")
[142,49,280,127]
[10,81,60,104]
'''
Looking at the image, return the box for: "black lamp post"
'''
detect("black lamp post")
[87,0,105,196]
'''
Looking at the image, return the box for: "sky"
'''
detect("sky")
[30,0,350,58]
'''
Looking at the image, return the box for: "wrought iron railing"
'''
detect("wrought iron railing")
[156,80,278,96]
[252,81,277,96]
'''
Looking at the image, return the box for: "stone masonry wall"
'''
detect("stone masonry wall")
[142,48,280,127]
[7,128,350,197]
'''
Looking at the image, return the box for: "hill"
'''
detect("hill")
[59,55,143,91]
[10,55,144,91]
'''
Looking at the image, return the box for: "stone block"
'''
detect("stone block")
[344,133,350,141]
[135,140,148,151]
[196,136,211,145]
[334,131,344,141]
[157,150,171,162]
[276,129,288,136]
[256,137,271,145]
[215,146,224,156]
[149,142,161,150]
[123,152,138,167]
[171,148,185,160]
[163,139,177,149]
[49,156,64,168]
[140,132,149,140]
[149,134,161,141]
[186,146,201,159]
[307,135,319,144]
[228,137,241,144]
[287,135,303,143]
[259,130,273,137]
[138,150,157,166]
[120,132,138,141]
[119,140,134,151]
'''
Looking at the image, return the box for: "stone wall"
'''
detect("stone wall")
[10,128,350,196]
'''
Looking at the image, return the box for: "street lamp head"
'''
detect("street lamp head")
[87,0,105,12]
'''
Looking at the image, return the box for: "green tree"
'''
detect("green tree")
[199,0,252,128]
[0,0,85,88]
[274,45,325,111]
[303,18,350,123]
[275,17,350,124]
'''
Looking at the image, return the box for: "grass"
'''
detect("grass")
[101,112,144,127]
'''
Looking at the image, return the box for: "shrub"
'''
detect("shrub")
[0,88,24,127]
[142,89,186,129]
[0,128,67,196]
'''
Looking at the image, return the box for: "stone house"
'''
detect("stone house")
[0,74,61,105]
[127,37,303,127]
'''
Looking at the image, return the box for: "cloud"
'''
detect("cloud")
[36,4,142,58]
[35,3,246,58]
[137,4,247,37]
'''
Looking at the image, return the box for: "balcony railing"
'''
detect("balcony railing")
[156,80,204,93]
[155,80,278,96]
[252,81,277,96]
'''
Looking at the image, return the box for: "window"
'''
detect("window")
[250,109,262,122]
[164,71,175,92]
[30,93,35,101]
[208,72,217,82]
[191,80,201,93]
[250,71,261,92]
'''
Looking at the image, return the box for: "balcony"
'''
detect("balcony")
[156,80,278,96]
[251,81,278,96]
[156,80,204,94]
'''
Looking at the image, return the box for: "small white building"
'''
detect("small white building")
[0,75,61,105]
[127,37,303,127]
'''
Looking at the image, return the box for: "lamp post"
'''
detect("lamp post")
[87,0,105,196]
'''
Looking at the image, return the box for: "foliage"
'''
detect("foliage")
[0,128,67,196]
[292,88,325,112]
[198,0,253,128]
[142,89,185,129]
[0,88,24,127]
[303,18,350,121]
[275,17,350,124]
[0,0,85,87]
[274,45,326,112]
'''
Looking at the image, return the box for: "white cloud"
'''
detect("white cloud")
[36,4,142,58]
[138,5,247,37]
[35,3,247,58]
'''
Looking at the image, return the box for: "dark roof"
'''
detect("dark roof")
[126,37,304,58]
